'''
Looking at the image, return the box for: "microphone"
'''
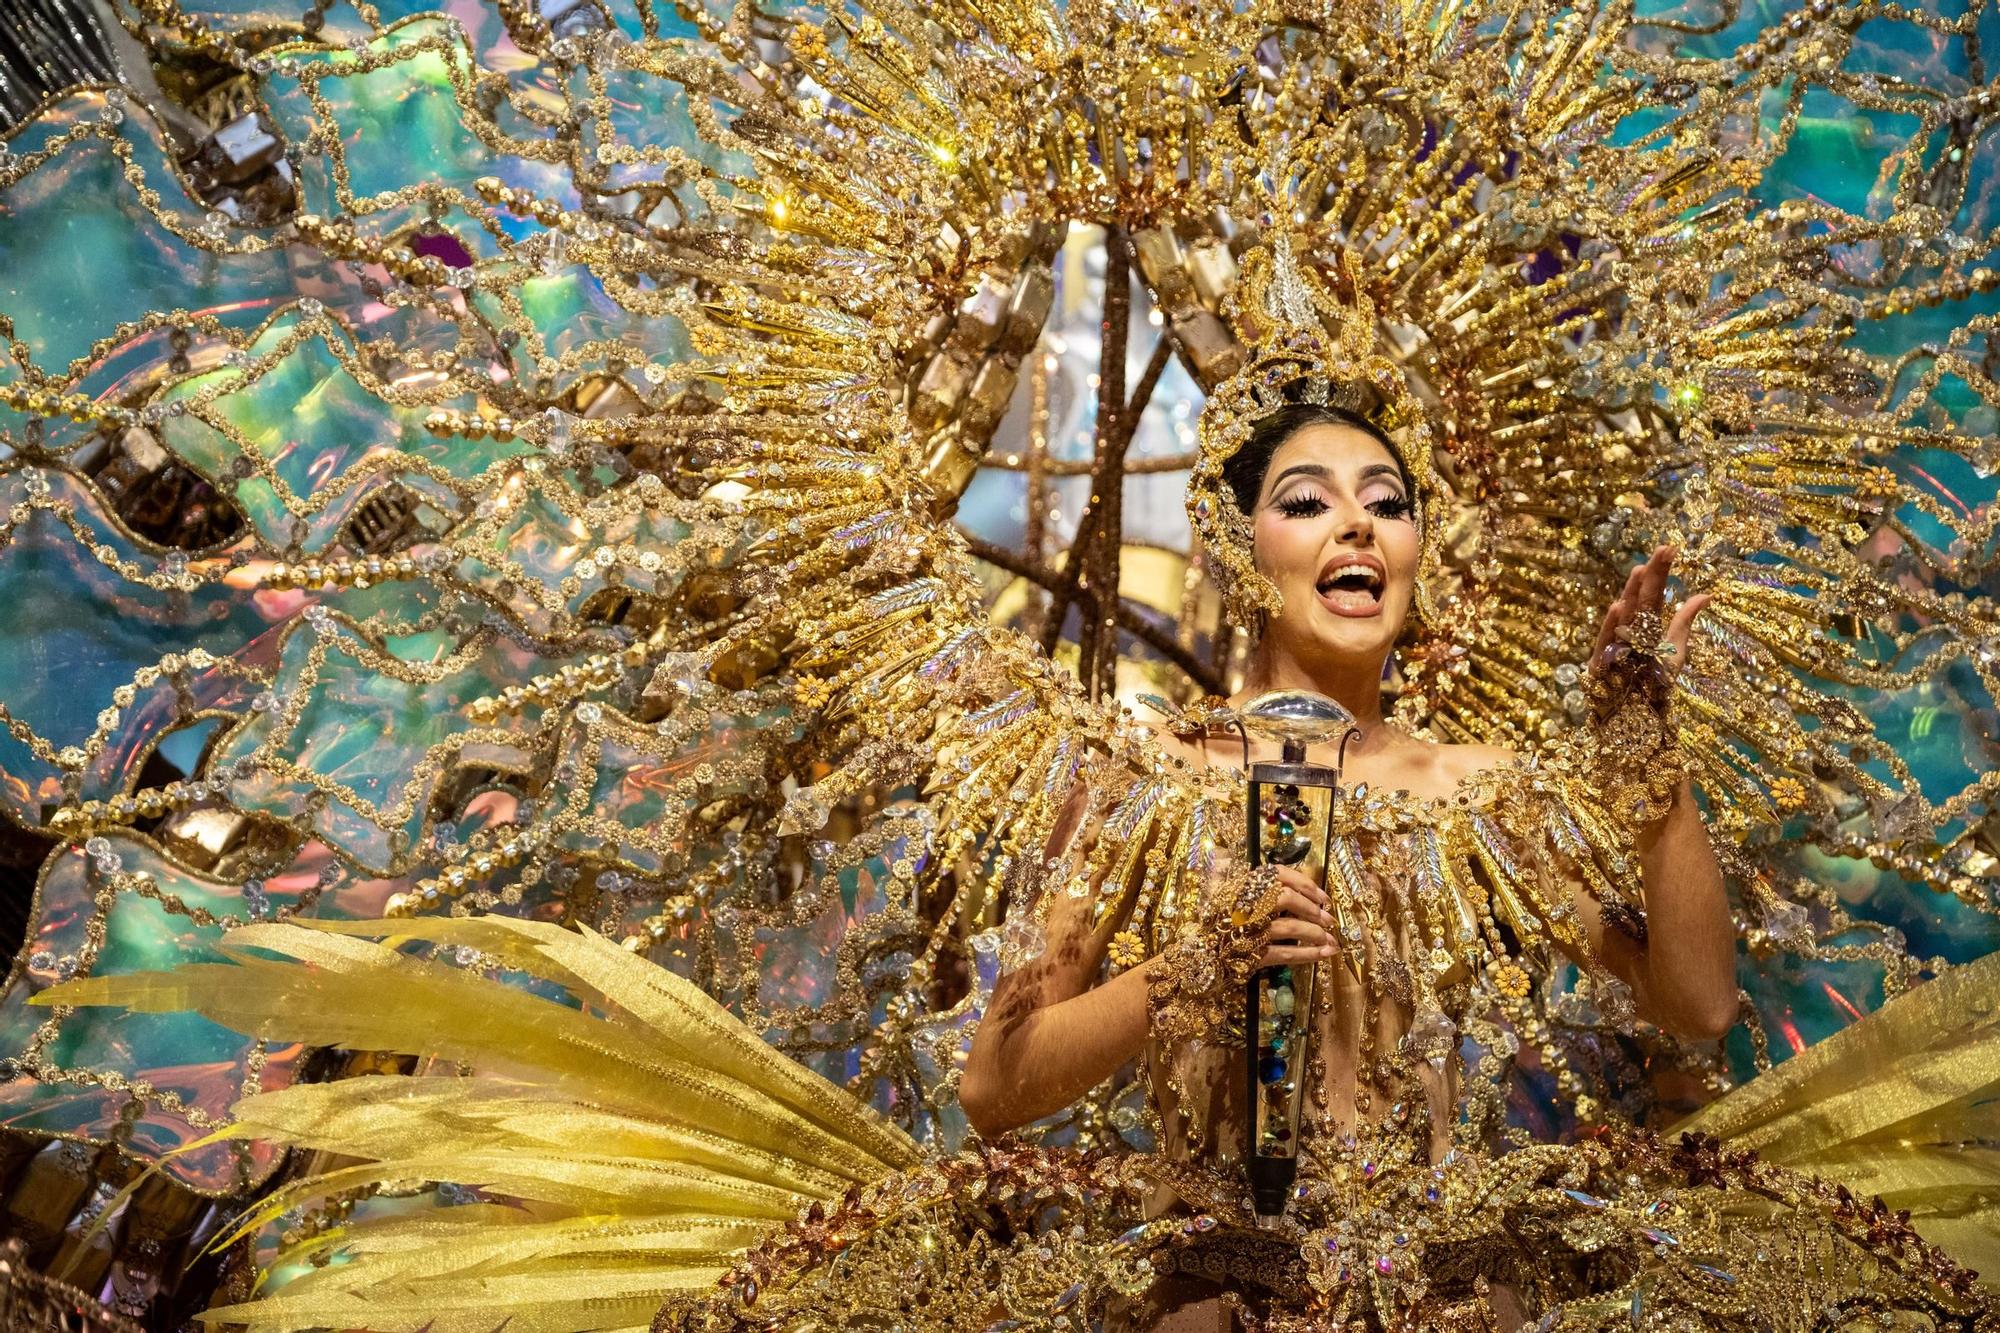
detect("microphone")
[1237,690,1358,1228]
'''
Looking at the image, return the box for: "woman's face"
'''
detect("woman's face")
[1248,421,1419,667]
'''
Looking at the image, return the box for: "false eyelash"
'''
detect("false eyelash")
[1275,494,1328,518]
[1368,496,1415,520]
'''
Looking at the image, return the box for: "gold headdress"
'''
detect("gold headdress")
[1186,234,1445,631]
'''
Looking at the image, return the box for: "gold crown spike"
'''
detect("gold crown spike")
[1186,233,1445,633]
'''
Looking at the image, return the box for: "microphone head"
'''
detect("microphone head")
[1240,689,1357,764]
[1239,689,1355,745]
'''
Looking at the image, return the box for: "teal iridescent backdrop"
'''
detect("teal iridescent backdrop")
[0,0,1994,1219]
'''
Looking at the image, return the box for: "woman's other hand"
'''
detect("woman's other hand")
[1259,865,1341,968]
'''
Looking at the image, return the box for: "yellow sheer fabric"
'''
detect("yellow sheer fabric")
[1675,948,2000,1276]
[37,916,917,1332]
[35,880,2000,1329]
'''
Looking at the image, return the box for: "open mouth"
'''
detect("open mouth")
[1315,558,1384,614]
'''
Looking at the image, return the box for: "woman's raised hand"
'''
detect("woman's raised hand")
[1588,544,1709,673]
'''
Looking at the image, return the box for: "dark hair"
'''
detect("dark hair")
[1219,401,1413,518]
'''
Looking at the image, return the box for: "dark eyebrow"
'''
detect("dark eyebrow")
[1265,461,1406,496]
[1265,463,1331,494]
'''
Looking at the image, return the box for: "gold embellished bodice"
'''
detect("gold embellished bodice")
[1073,740,1655,1200]
[1144,778,1507,1186]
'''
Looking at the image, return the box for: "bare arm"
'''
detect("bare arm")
[961,803,1336,1140]
[1586,777,1738,1041]
[959,934,1159,1137]
[1578,545,1738,1041]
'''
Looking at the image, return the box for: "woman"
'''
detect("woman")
[952,387,1741,1327]
[926,241,1993,1324]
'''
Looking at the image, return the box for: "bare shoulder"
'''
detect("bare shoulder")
[1150,725,1251,777]
[1363,734,1520,801]
[1153,728,1207,767]
[1433,741,1521,782]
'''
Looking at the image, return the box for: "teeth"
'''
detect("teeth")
[1320,565,1380,595]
